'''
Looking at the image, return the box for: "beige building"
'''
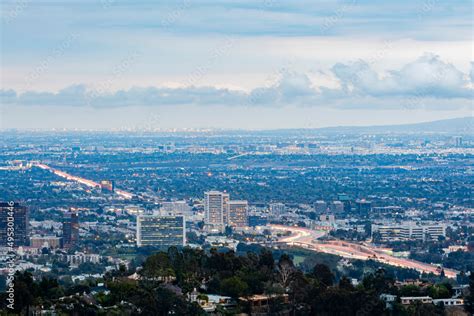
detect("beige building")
[228,200,248,227]
[204,191,229,232]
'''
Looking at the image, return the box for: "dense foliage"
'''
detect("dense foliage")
[2,247,469,315]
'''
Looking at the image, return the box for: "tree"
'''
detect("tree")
[221,276,248,298]
[277,254,296,290]
[311,264,334,287]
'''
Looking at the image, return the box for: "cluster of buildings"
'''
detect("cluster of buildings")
[204,191,248,233]
[0,203,80,249]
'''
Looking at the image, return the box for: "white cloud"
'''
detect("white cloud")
[2,54,473,110]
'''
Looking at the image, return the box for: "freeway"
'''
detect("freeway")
[270,225,458,279]
[34,163,133,199]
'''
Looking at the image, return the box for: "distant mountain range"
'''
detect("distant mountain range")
[262,117,473,135]
[316,116,473,134]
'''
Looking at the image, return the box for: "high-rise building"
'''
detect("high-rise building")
[270,203,286,216]
[204,191,228,232]
[228,200,248,227]
[453,136,463,147]
[0,202,29,247]
[63,211,79,248]
[136,215,186,247]
[356,199,372,216]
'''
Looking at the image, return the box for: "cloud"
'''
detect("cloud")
[470,62,474,83]
[2,54,472,110]
[331,54,472,98]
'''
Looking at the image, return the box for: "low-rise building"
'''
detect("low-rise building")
[372,222,446,242]
[401,296,433,305]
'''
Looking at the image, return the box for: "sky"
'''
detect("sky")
[0,0,473,130]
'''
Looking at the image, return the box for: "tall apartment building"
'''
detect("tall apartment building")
[0,202,29,247]
[63,211,79,248]
[204,191,229,232]
[136,215,186,247]
[371,222,446,242]
[228,200,248,227]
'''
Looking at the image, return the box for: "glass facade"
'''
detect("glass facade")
[0,202,29,247]
[136,215,185,247]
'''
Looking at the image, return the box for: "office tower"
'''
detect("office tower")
[453,136,463,147]
[228,200,248,227]
[355,199,372,216]
[63,212,79,248]
[204,191,228,232]
[314,201,327,214]
[136,215,185,247]
[270,203,286,216]
[0,202,29,247]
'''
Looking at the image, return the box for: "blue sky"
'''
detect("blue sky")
[1,0,472,130]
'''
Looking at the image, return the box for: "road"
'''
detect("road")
[270,225,458,279]
[34,163,133,199]
[33,163,458,279]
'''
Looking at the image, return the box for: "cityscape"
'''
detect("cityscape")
[0,119,472,315]
[1,0,473,315]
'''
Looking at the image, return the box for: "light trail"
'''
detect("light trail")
[270,225,458,279]
[34,163,133,199]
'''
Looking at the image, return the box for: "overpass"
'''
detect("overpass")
[269,225,458,278]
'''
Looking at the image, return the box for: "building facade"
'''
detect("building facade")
[136,215,186,247]
[63,212,79,248]
[204,191,229,232]
[0,202,29,247]
[30,236,61,249]
[228,200,248,227]
[372,222,446,242]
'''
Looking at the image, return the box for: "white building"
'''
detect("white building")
[66,252,101,266]
[136,215,186,247]
[204,191,229,232]
[372,222,446,242]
